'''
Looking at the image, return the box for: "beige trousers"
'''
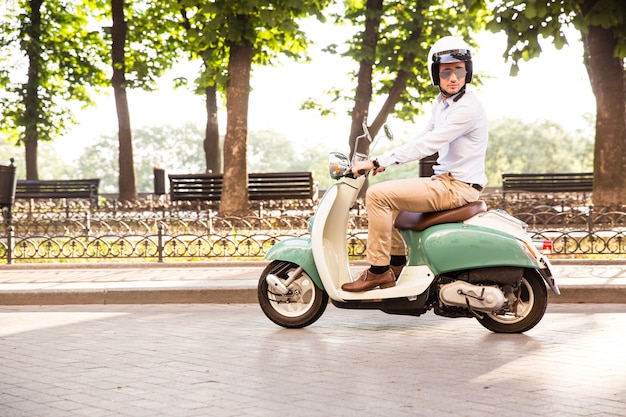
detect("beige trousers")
[365,173,481,266]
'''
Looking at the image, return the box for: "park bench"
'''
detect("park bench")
[15,179,100,207]
[501,172,593,197]
[168,171,317,207]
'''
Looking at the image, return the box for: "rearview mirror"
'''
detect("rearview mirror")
[383,124,394,141]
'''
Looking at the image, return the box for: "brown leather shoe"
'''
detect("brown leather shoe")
[341,268,396,292]
[391,264,405,280]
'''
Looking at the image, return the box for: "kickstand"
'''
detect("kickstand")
[465,297,484,319]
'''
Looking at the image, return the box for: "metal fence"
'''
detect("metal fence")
[1,196,625,263]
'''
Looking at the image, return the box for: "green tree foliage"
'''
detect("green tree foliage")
[102,1,185,91]
[0,0,109,179]
[249,131,306,173]
[487,0,626,206]
[359,0,488,117]
[488,0,625,75]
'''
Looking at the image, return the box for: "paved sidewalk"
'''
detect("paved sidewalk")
[1,303,626,417]
[0,259,625,305]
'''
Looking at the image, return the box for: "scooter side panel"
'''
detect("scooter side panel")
[264,237,324,289]
[404,224,539,275]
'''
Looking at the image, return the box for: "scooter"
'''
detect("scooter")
[257,125,559,333]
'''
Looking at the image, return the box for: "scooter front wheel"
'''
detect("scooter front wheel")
[477,272,548,333]
[258,260,328,328]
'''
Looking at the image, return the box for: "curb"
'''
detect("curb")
[1,259,624,305]
[0,285,623,306]
[0,288,258,305]
[549,286,626,304]
[0,258,622,271]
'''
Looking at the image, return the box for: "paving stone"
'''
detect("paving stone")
[1,304,625,416]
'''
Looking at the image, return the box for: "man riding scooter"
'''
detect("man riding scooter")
[343,35,489,292]
[258,36,557,333]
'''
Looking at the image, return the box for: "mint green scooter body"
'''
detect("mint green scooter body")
[264,237,324,289]
[400,222,539,275]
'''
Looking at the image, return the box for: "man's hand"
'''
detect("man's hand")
[351,160,385,177]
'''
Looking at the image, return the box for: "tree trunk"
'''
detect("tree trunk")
[219,41,253,214]
[23,0,43,180]
[581,1,626,207]
[369,17,423,138]
[349,0,383,158]
[111,0,137,202]
[204,84,221,173]
[369,70,411,138]
[179,9,222,175]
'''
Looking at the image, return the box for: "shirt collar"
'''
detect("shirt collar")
[438,90,465,104]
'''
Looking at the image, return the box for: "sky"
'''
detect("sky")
[56,22,596,160]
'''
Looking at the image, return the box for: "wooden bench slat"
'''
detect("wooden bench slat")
[168,172,316,203]
[502,172,593,195]
[15,179,100,206]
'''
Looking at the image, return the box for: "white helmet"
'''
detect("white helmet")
[427,36,473,86]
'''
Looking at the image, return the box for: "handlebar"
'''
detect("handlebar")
[330,124,390,180]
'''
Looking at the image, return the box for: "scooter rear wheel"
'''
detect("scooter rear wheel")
[258,260,328,328]
[477,272,548,333]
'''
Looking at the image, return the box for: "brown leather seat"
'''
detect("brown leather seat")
[394,200,487,232]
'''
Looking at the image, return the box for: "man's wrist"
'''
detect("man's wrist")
[371,159,380,169]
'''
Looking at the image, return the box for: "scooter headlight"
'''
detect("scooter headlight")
[329,152,350,180]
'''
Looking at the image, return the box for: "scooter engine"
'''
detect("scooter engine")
[439,281,506,312]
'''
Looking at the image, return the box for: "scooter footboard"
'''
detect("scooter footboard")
[331,290,430,316]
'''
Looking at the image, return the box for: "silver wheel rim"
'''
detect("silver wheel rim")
[487,277,535,324]
[267,270,316,318]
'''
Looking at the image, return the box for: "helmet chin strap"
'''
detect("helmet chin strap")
[440,85,466,102]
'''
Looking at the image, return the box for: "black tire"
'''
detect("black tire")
[257,260,328,328]
[477,271,548,333]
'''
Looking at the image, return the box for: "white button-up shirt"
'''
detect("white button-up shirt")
[376,89,488,186]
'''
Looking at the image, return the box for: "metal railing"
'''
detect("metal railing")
[1,197,625,263]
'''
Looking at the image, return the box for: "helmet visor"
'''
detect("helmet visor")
[433,49,471,64]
